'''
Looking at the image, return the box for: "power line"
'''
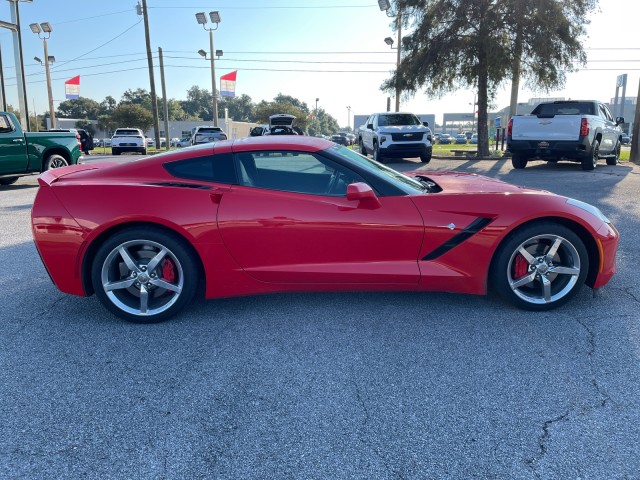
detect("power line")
[149,4,378,10]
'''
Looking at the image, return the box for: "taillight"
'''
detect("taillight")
[76,134,81,146]
[580,118,589,137]
[507,118,513,139]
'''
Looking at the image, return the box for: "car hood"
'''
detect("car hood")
[407,171,551,195]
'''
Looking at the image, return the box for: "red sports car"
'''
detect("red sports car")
[31,136,619,323]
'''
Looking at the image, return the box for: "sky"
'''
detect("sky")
[0,0,638,128]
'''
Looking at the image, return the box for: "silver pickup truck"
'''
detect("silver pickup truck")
[507,100,624,170]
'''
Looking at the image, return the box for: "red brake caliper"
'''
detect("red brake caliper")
[514,254,529,279]
[162,258,176,283]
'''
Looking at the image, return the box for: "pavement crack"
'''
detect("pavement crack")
[526,411,570,478]
[351,379,405,479]
[623,287,640,304]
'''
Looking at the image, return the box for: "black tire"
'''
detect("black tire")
[511,153,527,169]
[606,141,620,166]
[420,153,432,164]
[360,140,367,156]
[0,177,19,185]
[491,222,589,311]
[112,148,120,156]
[44,154,69,171]
[373,142,384,163]
[582,139,599,170]
[141,148,147,155]
[91,226,200,323]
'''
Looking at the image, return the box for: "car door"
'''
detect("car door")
[217,149,424,284]
[598,103,616,153]
[362,115,375,151]
[0,113,28,174]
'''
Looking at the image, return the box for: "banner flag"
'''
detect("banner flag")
[65,76,80,99]
[220,71,237,97]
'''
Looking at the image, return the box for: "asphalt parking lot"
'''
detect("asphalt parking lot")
[1,155,639,479]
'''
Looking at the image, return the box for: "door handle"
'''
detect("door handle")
[12,138,24,143]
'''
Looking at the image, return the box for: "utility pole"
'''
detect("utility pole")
[141,0,160,150]
[395,11,401,112]
[158,47,169,150]
[630,79,640,163]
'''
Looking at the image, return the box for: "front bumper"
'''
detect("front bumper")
[381,143,432,158]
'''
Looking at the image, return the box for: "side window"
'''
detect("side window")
[164,153,236,184]
[0,114,15,134]
[601,104,614,122]
[234,151,364,196]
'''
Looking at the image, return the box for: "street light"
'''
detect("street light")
[30,21,56,129]
[195,10,221,126]
[4,0,33,128]
[346,106,351,130]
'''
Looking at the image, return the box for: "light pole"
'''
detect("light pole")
[4,0,32,130]
[469,93,477,134]
[346,106,351,131]
[380,0,401,112]
[30,22,56,129]
[196,11,221,127]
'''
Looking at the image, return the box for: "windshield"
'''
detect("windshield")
[114,129,141,136]
[378,114,422,127]
[327,144,424,194]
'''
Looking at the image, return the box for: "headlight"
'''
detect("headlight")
[566,198,610,223]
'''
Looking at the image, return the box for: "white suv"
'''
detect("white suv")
[359,112,433,163]
[190,126,227,145]
[111,128,146,155]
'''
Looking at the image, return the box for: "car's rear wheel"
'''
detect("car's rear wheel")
[0,177,19,185]
[606,140,620,166]
[491,222,589,310]
[582,139,599,170]
[360,140,367,156]
[141,148,147,155]
[511,153,527,169]
[112,148,120,156]
[91,227,199,323]
[420,153,432,164]
[44,154,69,170]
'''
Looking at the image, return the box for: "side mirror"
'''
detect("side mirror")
[616,117,625,126]
[346,182,381,208]
[366,123,374,130]
[423,121,429,127]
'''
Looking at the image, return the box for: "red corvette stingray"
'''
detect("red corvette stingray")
[31,136,619,323]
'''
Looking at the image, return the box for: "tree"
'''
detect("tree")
[97,114,117,137]
[181,86,213,121]
[218,94,255,122]
[110,104,154,132]
[57,97,101,119]
[99,96,117,116]
[382,0,596,156]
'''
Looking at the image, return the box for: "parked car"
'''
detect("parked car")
[346,133,356,145]
[358,112,433,163]
[455,134,468,144]
[249,114,304,136]
[0,111,81,186]
[31,135,619,323]
[146,137,155,147]
[111,128,146,155]
[191,126,227,145]
[331,134,350,146]
[177,137,191,147]
[507,100,623,170]
[439,133,452,144]
[464,131,473,140]
[470,134,478,144]
[621,133,630,145]
[170,137,181,147]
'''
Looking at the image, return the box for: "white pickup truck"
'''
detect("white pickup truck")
[358,112,432,164]
[507,100,624,170]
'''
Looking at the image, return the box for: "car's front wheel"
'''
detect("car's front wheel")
[606,140,620,166]
[491,222,589,310]
[373,143,384,163]
[420,153,432,164]
[511,153,528,169]
[360,140,367,156]
[0,177,19,185]
[91,227,200,323]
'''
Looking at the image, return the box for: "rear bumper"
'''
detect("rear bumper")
[507,137,591,160]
